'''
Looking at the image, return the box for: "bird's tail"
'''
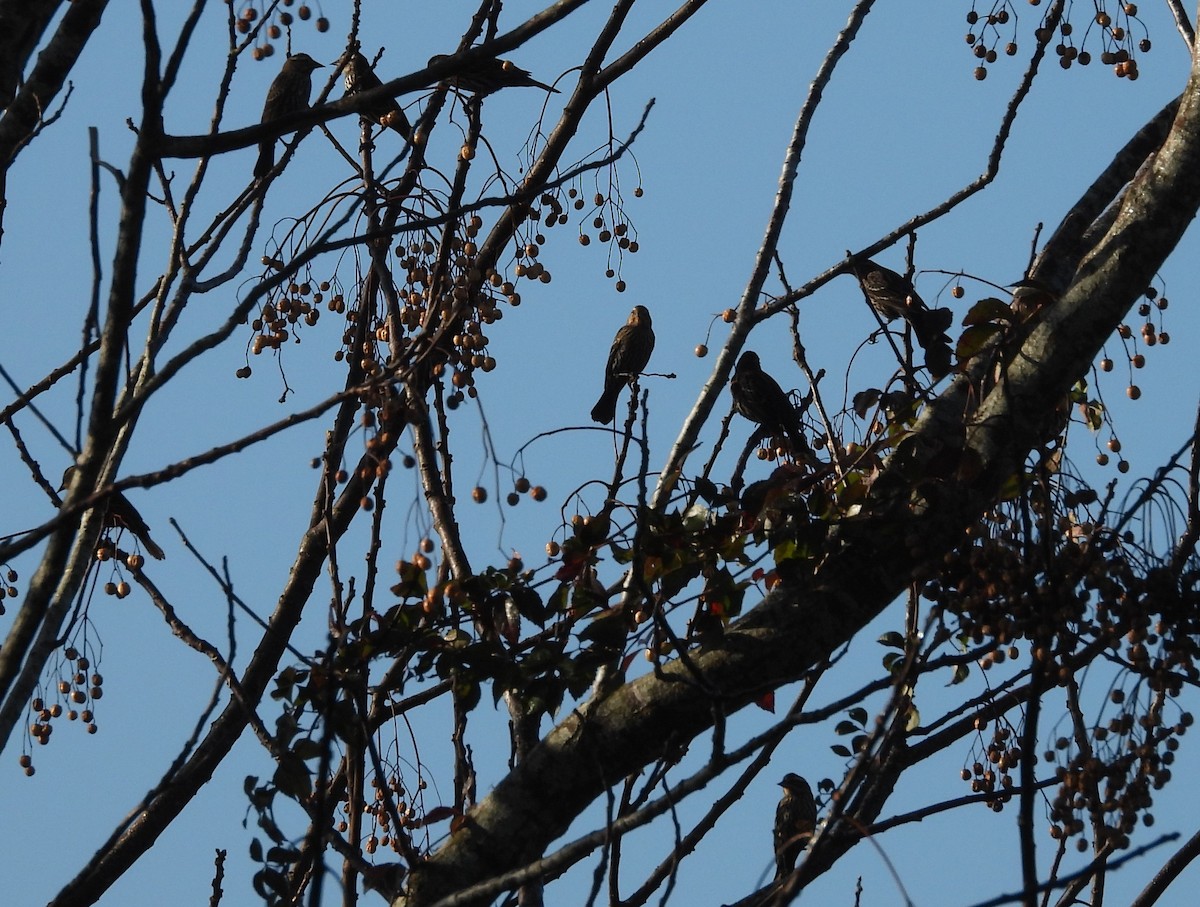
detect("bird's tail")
[590,386,620,424]
[785,423,812,460]
[140,535,166,561]
[384,109,413,140]
[254,141,274,179]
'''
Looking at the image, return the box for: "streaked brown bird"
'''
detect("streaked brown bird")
[774,773,817,881]
[255,52,324,179]
[1009,277,1058,320]
[427,53,559,96]
[341,49,411,140]
[730,351,809,455]
[60,466,165,560]
[848,256,953,379]
[591,305,655,424]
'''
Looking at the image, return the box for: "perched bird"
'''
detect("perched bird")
[340,49,412,141]
[848,256,954,379]
[774,773,817,881]
[59,466,165,560]
[255,52,324,179]
[427,53,558,96]
[591,305,655,424]
[730,351,809,455]
[1009,277,1059,320]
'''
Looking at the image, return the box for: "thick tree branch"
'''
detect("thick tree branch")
[396,36,1200,906]
[0,0,109,169]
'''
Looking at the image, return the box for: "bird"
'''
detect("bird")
[427,53,559,96]
[1008,277,1058,320]
[730,351,810,456]
[848,256,954,379]
[774,773,817,881]
[590,305,655,424]
[340,49,412,141]
[59,466,165,560]
[255,52,324,179]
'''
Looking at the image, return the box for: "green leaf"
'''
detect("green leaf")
[291,738,323,761]
[549,582,570,614]
[693,475,720,504]
[905,704,921,732]
[996,471,1023,502]
[267,845,301,864]
[962,296,1014,325]
[955,323,1003,361]
[389,559,429,599]
[579,607,628,648]
[831,744,852,758]
[454,676,481,711]
[510,584,548,625]
[254,868,288,899]
[244,777,274,811]
[682,503,712,534]
[877,630,905,649]
[273,751,313,800]
[848,707,868,725]
[852,388,882,419]
[835,720,859,736]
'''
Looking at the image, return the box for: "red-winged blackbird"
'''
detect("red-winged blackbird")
[591,305,655,424]
[849,256,953,379]
[59,466,165,560]
[427,53,559,96]
[341,49,412,141]
[255,52,324,179]
[730,351,809,455]
[774,773,817,881]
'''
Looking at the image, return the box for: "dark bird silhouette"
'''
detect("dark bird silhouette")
[774,773,817,881]
[848,256,954,378]
[60,466,165,560]
[255,52,324,179]
[591,305,655,424]
[730,351,809,455]
[341,49,411,140]
[427,53,558,96]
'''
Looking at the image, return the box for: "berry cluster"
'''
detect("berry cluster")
[235,0,330,60]
[965,3,1151,80]
[930,486,1200,851]
[21,646,105,773]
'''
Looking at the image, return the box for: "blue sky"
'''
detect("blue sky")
[3,2,1200,905]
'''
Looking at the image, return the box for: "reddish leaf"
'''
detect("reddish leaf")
[755,690,776,712]
[554,552,586,581]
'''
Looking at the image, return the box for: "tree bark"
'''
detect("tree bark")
[398,36,1200,907]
